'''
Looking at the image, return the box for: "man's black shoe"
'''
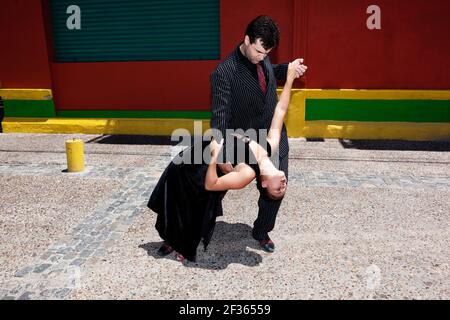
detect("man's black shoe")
[157,243,174,256]
[259,239,275,253]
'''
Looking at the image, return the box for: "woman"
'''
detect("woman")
[148,61,304,262]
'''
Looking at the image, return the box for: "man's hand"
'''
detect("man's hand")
[291,58,308,77]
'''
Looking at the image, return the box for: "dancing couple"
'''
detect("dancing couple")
[147,15,308,262]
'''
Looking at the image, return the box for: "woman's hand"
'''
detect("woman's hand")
[287,62,300,82]
[288,58,308,81]
[210,138,224,162]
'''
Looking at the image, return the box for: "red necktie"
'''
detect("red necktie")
[256,63,267,95]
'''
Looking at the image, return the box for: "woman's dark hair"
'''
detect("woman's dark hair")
[245,15,280,50]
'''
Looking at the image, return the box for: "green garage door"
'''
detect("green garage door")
[49,0,220,62]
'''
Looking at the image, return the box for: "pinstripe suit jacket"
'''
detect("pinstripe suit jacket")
[210,46,289,161]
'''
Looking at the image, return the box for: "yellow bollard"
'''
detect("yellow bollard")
[65,138,85,172]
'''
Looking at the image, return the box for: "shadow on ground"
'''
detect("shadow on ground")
[139,221,264,270]
[339,139,450,151]
[86,135,179,145]
[85,135,211,147]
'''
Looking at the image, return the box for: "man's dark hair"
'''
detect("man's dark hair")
[245,15,280,50]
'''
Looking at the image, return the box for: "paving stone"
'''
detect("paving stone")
[14,266,34,278]
[34,264,52,274]
[63,253,78,260]
[80,250,93,258]
[17,292,34,300]
[54,288,71,299]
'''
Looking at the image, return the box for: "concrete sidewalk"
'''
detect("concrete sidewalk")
[0,133,449,300]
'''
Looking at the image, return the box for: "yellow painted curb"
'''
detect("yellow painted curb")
[3,117,449,141]
[300,121,450,141]
[2,118,211,136]
[0,89,53,100]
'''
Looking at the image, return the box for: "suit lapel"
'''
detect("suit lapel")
[233,49,265,101]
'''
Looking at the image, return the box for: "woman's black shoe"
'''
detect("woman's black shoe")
[157,243,174,256]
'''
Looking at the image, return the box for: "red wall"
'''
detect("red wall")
[0,0,52,88]
[50,61,218,111]
[302,0,450,89]
[49,0,294,111]
[1,0,449,111]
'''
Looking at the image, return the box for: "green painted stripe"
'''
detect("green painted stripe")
[306,99,450,122]
[3,100,56,117]
[57,110,211,119]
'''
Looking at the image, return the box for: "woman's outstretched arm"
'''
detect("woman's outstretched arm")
[205,139,256,191]
[267,61,306,151]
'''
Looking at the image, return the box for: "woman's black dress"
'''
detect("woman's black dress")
[147,137,270,261]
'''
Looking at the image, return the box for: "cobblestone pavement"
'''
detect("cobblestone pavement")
[0,163,165,300]
[0,134,449,300]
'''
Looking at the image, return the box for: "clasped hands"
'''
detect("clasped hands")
[289,58,308,78]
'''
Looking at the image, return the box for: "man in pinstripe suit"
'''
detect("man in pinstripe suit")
[210,16,307,253]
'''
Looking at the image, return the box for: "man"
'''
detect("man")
[210,15,307,253]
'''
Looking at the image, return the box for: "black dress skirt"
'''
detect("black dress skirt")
[147,140,225,261]
[147,137,270,261]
